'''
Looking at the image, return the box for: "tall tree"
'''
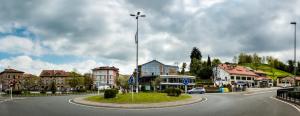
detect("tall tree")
[190,47,202,76]
[190,47,202,61]
[212,58,221,67]
[207,55,211,67]
[190,58,202,76]
[50,81,57,94]
[233,56,237,64]
[83,73,94,90]
[252,53,261,70]
[180,62,187,74]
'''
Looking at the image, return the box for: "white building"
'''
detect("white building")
[92,66,119,89]
[160,75,196,90]
[213,64,257,87]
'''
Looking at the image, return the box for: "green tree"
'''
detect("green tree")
[189,47,202,76]
[23,75,39,91]
[116,75,130,94]
[212,58,221,67]
[83,74,94,90]
[207,55,211,67]
[190,58,202,76]
[180,62,187,74]
[198,67,213,80]
[151,77,161,92]
[252,53,261,70]
[50,81,57,94]
[190,47,202,60]
[233,56,238,64]
[68,71,84,91]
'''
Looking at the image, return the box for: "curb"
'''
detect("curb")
[270,96,300,112]
[69,95,206,109]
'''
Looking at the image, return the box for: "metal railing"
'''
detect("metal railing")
[277,87,300,105]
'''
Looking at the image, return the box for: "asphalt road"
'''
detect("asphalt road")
[0,91,299,116]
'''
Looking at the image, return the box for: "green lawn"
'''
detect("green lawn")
[85,92,191,104]
[242,63,292,80]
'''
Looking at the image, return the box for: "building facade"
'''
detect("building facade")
[0,69,24,91]
[213,64,257,87]
[92,66,119,89]
[160,75,196,90]
[140,60,178,77]
[253,70,273,88]
[139,60,195,91]
[39,70,70,91]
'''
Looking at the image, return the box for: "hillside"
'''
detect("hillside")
[241,63,292,80]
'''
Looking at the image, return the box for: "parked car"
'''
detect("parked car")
[188,87,206,94]
[97,85,111,90]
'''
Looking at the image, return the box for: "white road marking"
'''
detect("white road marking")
[244,91,273,96]
[270,96,300,113]
[68,97,208,110]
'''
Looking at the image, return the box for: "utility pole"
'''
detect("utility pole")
[291,22,297,86]
[130,12,146,93]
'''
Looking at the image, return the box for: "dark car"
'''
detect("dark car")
[188,87,206,94]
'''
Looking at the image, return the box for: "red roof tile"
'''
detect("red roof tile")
[0,69,24,74]
[92,66,119,71]
[218,64,257,76]
[39,70,69,77]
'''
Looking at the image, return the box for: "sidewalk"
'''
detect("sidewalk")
[71,95,204,109]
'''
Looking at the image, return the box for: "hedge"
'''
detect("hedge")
[104,89,118,99]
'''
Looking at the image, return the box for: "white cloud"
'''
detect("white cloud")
[0,36,44,56]
[0,0,300,75]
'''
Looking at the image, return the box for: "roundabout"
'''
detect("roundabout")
[70,93,205,109]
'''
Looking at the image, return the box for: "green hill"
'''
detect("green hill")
[241,63,292,80]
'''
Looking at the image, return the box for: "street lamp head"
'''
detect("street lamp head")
[130,14,136,16]
[140,15,146,17]
[291,22,297,24]
[137,12,140,15]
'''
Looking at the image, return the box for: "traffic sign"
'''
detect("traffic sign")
[128,75,135,85]
[182,78,190,85]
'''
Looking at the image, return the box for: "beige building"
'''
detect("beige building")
[92,66,119,89]
[0,69,24,91]
[39,70,70,91]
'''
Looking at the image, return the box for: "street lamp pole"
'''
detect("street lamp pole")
[291,22,297,86]
[130,12,146,93]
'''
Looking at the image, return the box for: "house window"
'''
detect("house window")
[230,76,234,80]
[247,77,251,80]
[236,76,241,80]
[242,77,246,80]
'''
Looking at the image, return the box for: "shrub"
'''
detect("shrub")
[6,90,22,95]
[104,89,118,99]
[164,88,181,97]
[76,88,86,93]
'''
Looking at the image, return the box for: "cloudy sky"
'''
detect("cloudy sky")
[0,0,300,75]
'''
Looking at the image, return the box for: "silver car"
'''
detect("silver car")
[188,87,206,94]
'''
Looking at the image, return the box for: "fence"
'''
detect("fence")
[276,87,300,105]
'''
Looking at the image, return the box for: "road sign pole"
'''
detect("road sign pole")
[131,85,134,102]
[185,85,187,94]
[10,87,13,100]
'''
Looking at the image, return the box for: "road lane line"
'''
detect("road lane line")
[244,91,273,96]
[270,96,300,113]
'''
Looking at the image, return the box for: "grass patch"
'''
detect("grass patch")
[242,63,292,80]
[85,92,191,104]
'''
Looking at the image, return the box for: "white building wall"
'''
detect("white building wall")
[213,67,231,86]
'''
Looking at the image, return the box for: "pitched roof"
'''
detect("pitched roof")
[218,64,257,76]
[255,76,272,80]
[39,70,69,77]
[92,66,119,71]
[141,60,164,66]
[0,69,24,74]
